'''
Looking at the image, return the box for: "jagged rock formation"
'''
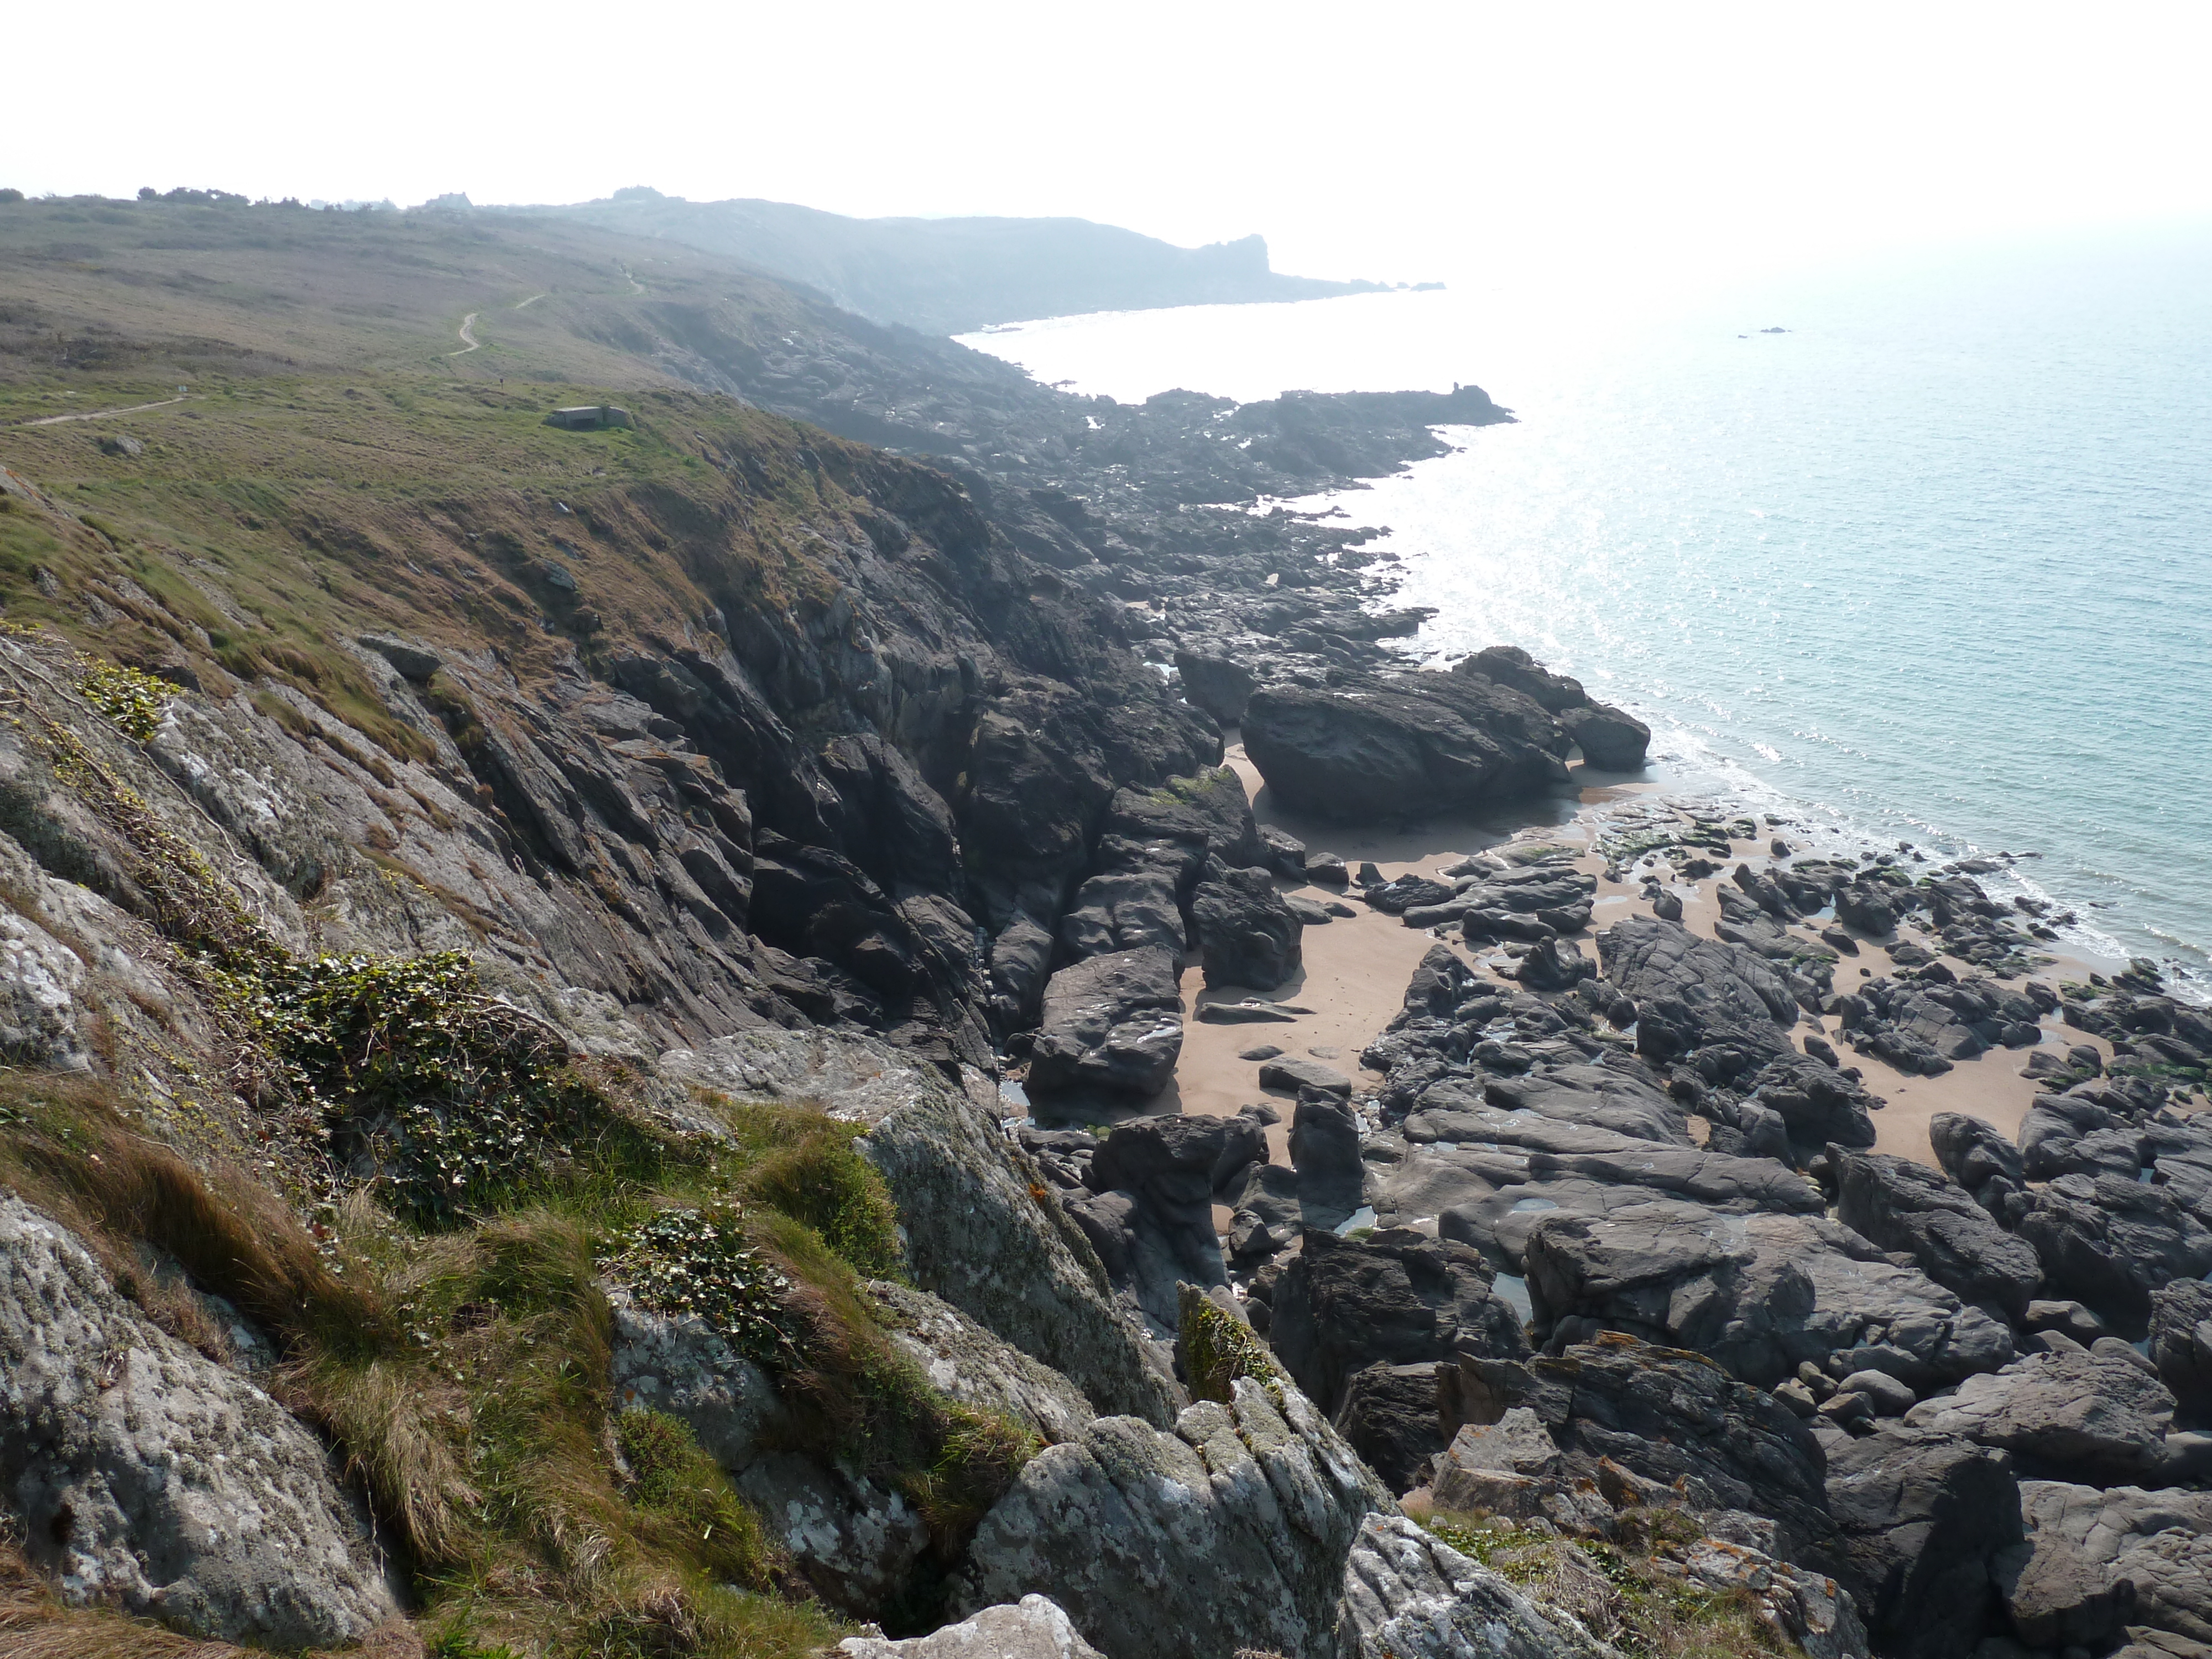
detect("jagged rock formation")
[953,1376,1390,1659]
[1338,1514,1614,1657]
[7,191,2209,1659]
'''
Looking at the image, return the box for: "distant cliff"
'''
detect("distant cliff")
[533,186,1395,335]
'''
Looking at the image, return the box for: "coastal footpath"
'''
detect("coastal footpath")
[0,194,2205,1659]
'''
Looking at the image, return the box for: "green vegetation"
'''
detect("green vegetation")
[75,658,173,741]
[225,948,650,1225]
[0,196,1062,1655]
[0,706,1014,1653]
[620,1204,800,1365]
[1177,1286,1285,1408]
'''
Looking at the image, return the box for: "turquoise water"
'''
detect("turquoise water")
[962,223,2212,995]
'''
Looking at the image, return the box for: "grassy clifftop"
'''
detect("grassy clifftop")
[4,372,883,716]
[0,194,823,399]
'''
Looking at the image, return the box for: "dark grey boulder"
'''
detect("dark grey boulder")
[1029,947,1184,1098]
[1289,1091,1366,1225]
[2018,1092,2122,1180]
[1227,1161,1303,1264]
[1100,766,1268,873]
[1480,1061,1691,1142]
[988,914,1056,1030]
[1523,1199,2015,1389]
[1172,648,1258,724]
[1267,1228,1528,1417]
[1241,674,1568,823]
[1065,1113,1246,1335]
[1931,1109,2027,1215]
[1306,849,1350,886]
[1752,1051,1879,1148]
[1903,1347,2176,1483]
[1824,1425,2024,1659]
[1559,701,1651,769]
[2017,1171,2212,1335]
[2003,1482,2212,1652]
[1264,1054,1353,1097]
[1191,864,1302,990]
[1333,1361,1449,1496]
[2149,1278,2212,1417]
[1441,1333,1843,1579]
[1196,997,1303,1024]
[1260,823,1308,879]
[1834,883,1900,936]
[1597,914,1799,1068]
[357,630,441,681]
[1832,1146,2042,1316]
[1512,936,1589,991]
[1455,645,1587,713]
[1059,868,1187,965]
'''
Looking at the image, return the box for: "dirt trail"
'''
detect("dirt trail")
[447,312,481,356]
[14,395,194,427]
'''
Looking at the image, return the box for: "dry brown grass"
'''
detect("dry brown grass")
[0,1073,385,1348]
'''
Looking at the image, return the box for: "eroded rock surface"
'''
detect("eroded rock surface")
[953,1379,1389,1659]
[838,1595,1108,1658]
[1338,1513,1611,1659]
[1902,1347,2176,1484]
[0,1197,398,1649]
[2004,1481,2212,1650]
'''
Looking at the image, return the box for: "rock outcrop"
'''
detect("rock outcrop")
[953,1378,1389,1659]
[611,1287,931,1611]
[1241,673,1569,823]
[0,1197,399,1650]
[1266,1228,1528,1418]
[1027,947,1186,1099]
[1902,1347,2177,1484]
[1523,1201,2015,1390]
[1337,1513,1611,1658]
[1831,1146,2042,1316]
[1062,1113,1254,1336]
[2148,1278,2212,1417]
[2002,1482,2212,1650]
[864,1280,1098,1445]
[838,1595,1108,1658]
[1823,1425,2025,1659]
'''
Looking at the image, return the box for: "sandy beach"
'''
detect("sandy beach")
[1166,734,2133,1176]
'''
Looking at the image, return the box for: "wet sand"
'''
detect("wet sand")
[1164,734,2129,1173]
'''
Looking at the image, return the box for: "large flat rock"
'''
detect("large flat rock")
[1524,1200,2015,1388]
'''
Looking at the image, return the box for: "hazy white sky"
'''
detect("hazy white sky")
[13,2,2210,287]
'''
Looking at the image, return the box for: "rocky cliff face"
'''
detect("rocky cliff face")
[8,195,2202,1659]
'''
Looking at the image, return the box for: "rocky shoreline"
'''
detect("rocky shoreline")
[2,199,2209,1659]
[1002,715,2212,1656]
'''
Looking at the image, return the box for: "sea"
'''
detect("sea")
[959,221,2212,1000]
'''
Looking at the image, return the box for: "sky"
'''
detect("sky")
[12,2,2212,290]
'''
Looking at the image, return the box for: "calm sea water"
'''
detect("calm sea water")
[962,224,2212,995]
